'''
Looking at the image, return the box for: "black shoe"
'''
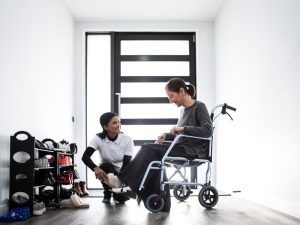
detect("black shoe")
[113,193,129,204]
[102,197,111,203]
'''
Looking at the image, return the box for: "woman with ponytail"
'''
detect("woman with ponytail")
[82,112,134,204]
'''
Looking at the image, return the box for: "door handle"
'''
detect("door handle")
[115,93,121,117]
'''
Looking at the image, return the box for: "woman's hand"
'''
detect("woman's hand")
[155,133,166,144]
[171,126,184,135]
[94,167,107,181]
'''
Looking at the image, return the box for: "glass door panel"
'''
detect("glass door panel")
[121,40,189,55]
[121,104,181,119]
[121,82,167,97]
[121,61,190,77]
[86,34,111,189]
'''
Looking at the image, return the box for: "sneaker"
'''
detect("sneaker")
[112,186,131,193]
[33,201,46,216]
[12,193,29,204]
[111,186,136,199]
[58,155,72,166]
[34,157,50,168]
[42,186,54,196]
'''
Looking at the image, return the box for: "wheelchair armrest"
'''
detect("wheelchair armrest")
[161,134,212,162]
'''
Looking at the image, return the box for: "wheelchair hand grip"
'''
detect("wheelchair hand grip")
[226,104,236,111]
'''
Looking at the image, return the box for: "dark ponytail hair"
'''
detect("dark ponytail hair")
[97,112,118,139]
[165,78,196,99]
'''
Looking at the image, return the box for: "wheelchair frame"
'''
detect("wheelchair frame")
[138,103,236,212]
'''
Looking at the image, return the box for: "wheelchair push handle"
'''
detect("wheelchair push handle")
[211,103,236,121]
[224,104,236,112]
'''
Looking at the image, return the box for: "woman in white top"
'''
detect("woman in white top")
[82,112,134,203]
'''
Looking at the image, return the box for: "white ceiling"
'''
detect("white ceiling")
[64,0,225,22]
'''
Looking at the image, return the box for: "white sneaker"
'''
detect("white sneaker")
[33,201,46,216]
[112,186,132,193]
[112,186,136,199]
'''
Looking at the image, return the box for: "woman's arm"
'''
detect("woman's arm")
[82,147,107,180]
[82,147,98,171]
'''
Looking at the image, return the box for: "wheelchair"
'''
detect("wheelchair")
[138,103,236,212]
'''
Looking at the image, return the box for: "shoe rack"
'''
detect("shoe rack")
[9,131,75,215]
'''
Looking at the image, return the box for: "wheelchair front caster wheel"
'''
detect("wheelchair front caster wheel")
[198,185,219,208]
[173,184,191,201]
[145,194,165,213]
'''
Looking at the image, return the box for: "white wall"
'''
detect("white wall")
[0,0,74,215]
[73,21,215,181]
[215,0,300,218]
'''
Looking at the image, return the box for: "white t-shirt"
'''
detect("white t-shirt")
[88,133,134,172]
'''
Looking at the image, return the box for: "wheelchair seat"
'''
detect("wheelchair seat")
[165,157,205,167]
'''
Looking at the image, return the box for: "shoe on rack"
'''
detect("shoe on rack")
[42,186,54,197]
[73,182,83,196]
[58,155,68,166]
[34,157,50,168]
[42,174,56,186]
[60,170,73,185]
[0,207,30,222]
[42,172,56,185]
[33,201,46,216]
[80,181,89,196]
[60,188,73,199]
[12,193,29,204]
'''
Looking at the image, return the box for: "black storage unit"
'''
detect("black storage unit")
[9,131,75,215]
[9,131,35,215]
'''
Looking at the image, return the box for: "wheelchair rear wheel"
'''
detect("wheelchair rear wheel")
[198,185,219,208]
[145,194,165,213]
[173,184,192,201]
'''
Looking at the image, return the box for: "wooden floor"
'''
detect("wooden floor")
[7,195,300,225]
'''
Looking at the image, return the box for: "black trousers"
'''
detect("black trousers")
[99,163,129,203]
[118,143,188,212]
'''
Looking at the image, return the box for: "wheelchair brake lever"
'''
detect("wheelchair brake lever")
[226,112,233,121]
